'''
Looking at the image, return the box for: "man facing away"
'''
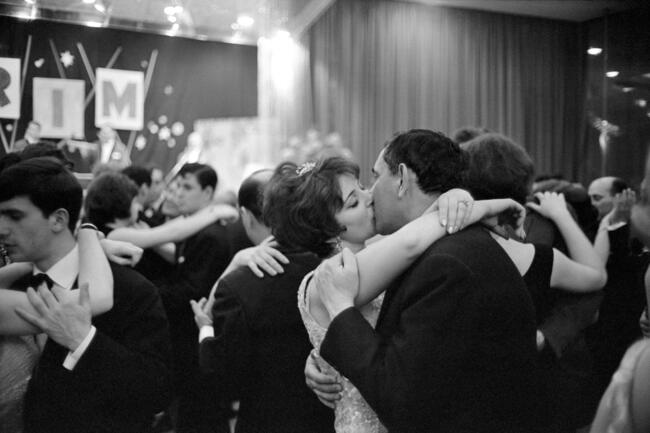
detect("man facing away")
[315,129,538,433]
[0,157,171,433]
[193,169,334,433]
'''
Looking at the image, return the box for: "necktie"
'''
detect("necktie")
[29,273,54,290]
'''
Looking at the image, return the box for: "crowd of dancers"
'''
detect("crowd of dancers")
[0,127,649,433]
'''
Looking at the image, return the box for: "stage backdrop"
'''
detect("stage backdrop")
[0,16,257,173]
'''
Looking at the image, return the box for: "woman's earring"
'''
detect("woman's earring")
[335,236,342,253]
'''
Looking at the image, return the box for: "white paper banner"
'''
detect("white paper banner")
[95,68,144,131]
[0,57,21,119]
[33,78,85,139]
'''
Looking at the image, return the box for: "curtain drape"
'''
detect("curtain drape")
[276,0,586,183]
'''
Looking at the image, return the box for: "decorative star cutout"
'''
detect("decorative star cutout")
[60,51,75,68]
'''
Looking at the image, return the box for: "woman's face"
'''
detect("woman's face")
[335,174,375,245]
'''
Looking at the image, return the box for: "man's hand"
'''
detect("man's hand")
[304,350,342,409]
[429,188,474,233]
[100,238,143,267]
[315,248,359,319]
[640,309,650,338]
[15,283,93,351]
[190,297,213,329]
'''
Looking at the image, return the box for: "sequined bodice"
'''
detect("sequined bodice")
[298,271,387,433]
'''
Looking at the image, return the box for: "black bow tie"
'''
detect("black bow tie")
[29,273,54,290]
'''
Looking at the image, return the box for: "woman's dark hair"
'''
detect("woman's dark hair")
[462,133,535,205]
[84,172,138,234]
[263,157,360,258]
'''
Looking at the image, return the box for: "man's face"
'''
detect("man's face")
[588,178,614,219]
[176,173,211,215]
[0,196,53,263]
[370,149,403,235]
[146,169,165,206]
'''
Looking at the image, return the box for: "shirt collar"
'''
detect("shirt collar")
[33,245,79,290]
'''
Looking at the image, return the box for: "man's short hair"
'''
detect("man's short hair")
[610,177,628,195]
[85,172,138,234]
[238,169,273,221]
[178,163,217,190]
[383,129,467,195]
[122,165,152,187]
[20,142,74,170]
[462,133,535,205]
[0,157,82,232]
[451,126,489,145]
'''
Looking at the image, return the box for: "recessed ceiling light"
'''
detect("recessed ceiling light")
[82,0,95,4]
[164,6,175,15]
[237,15,254,28]
[24,0,35,4]
[94,1,106,13]
[167,15,177,23]
[622,87,634,93]
[606,71,619,78]
[587,47,602,55]
[635,99,647,108]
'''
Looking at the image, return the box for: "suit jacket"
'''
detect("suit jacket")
[321,226,538,433]
[200,250,334,433]
[18,263,172,433]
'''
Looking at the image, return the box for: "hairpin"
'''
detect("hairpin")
[296,162,316,177]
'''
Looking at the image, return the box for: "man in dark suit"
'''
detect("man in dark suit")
[315,130,538,432]
[192,169,334,433]
[158,163,235,432]
[0,157,171,433]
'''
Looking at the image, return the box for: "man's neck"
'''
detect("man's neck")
[404,191,439,223]
[35,234,76,272]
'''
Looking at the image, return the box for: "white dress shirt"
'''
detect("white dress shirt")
[33,245,96,371]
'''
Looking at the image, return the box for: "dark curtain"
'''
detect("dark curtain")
[0,17,257,173]
[300,0,585,183]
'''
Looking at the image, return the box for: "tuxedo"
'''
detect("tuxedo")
[200,250,334,433]
[16,263,172,433]
[321,226,538,433]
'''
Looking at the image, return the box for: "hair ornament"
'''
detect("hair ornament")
[296,161,316,177]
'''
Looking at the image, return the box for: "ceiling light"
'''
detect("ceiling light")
[606,71,619,78]
[237,15,254,28]
[84,20,103,27]
[587,47,602,56]
[82,0,95,4]
[164,6,175,15]
[635,99,647,108]
[24,0,35,4]
[94,1,106,13]
[622,87,634,93]
[167,15,177,23]
[174,6,183,14]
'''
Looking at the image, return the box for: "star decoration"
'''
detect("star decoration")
[60,51,75,68]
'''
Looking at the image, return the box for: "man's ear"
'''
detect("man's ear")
[49,208,70,233]
[397,163,410,198]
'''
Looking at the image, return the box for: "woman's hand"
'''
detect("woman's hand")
[232,237,289,278]
[428,188,474,233]
[526,192,571,222]
[608,188,636,226]
[474,199,526,238]
[99,239,143,267]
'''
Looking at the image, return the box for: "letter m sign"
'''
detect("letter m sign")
[95,68,144,131]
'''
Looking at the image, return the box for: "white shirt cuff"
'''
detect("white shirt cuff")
[63,326,97,371]
[199,325,214,342]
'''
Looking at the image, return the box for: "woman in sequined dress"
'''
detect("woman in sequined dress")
[263,158,524,433]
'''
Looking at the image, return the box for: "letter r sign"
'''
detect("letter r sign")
[95,68,144,131]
